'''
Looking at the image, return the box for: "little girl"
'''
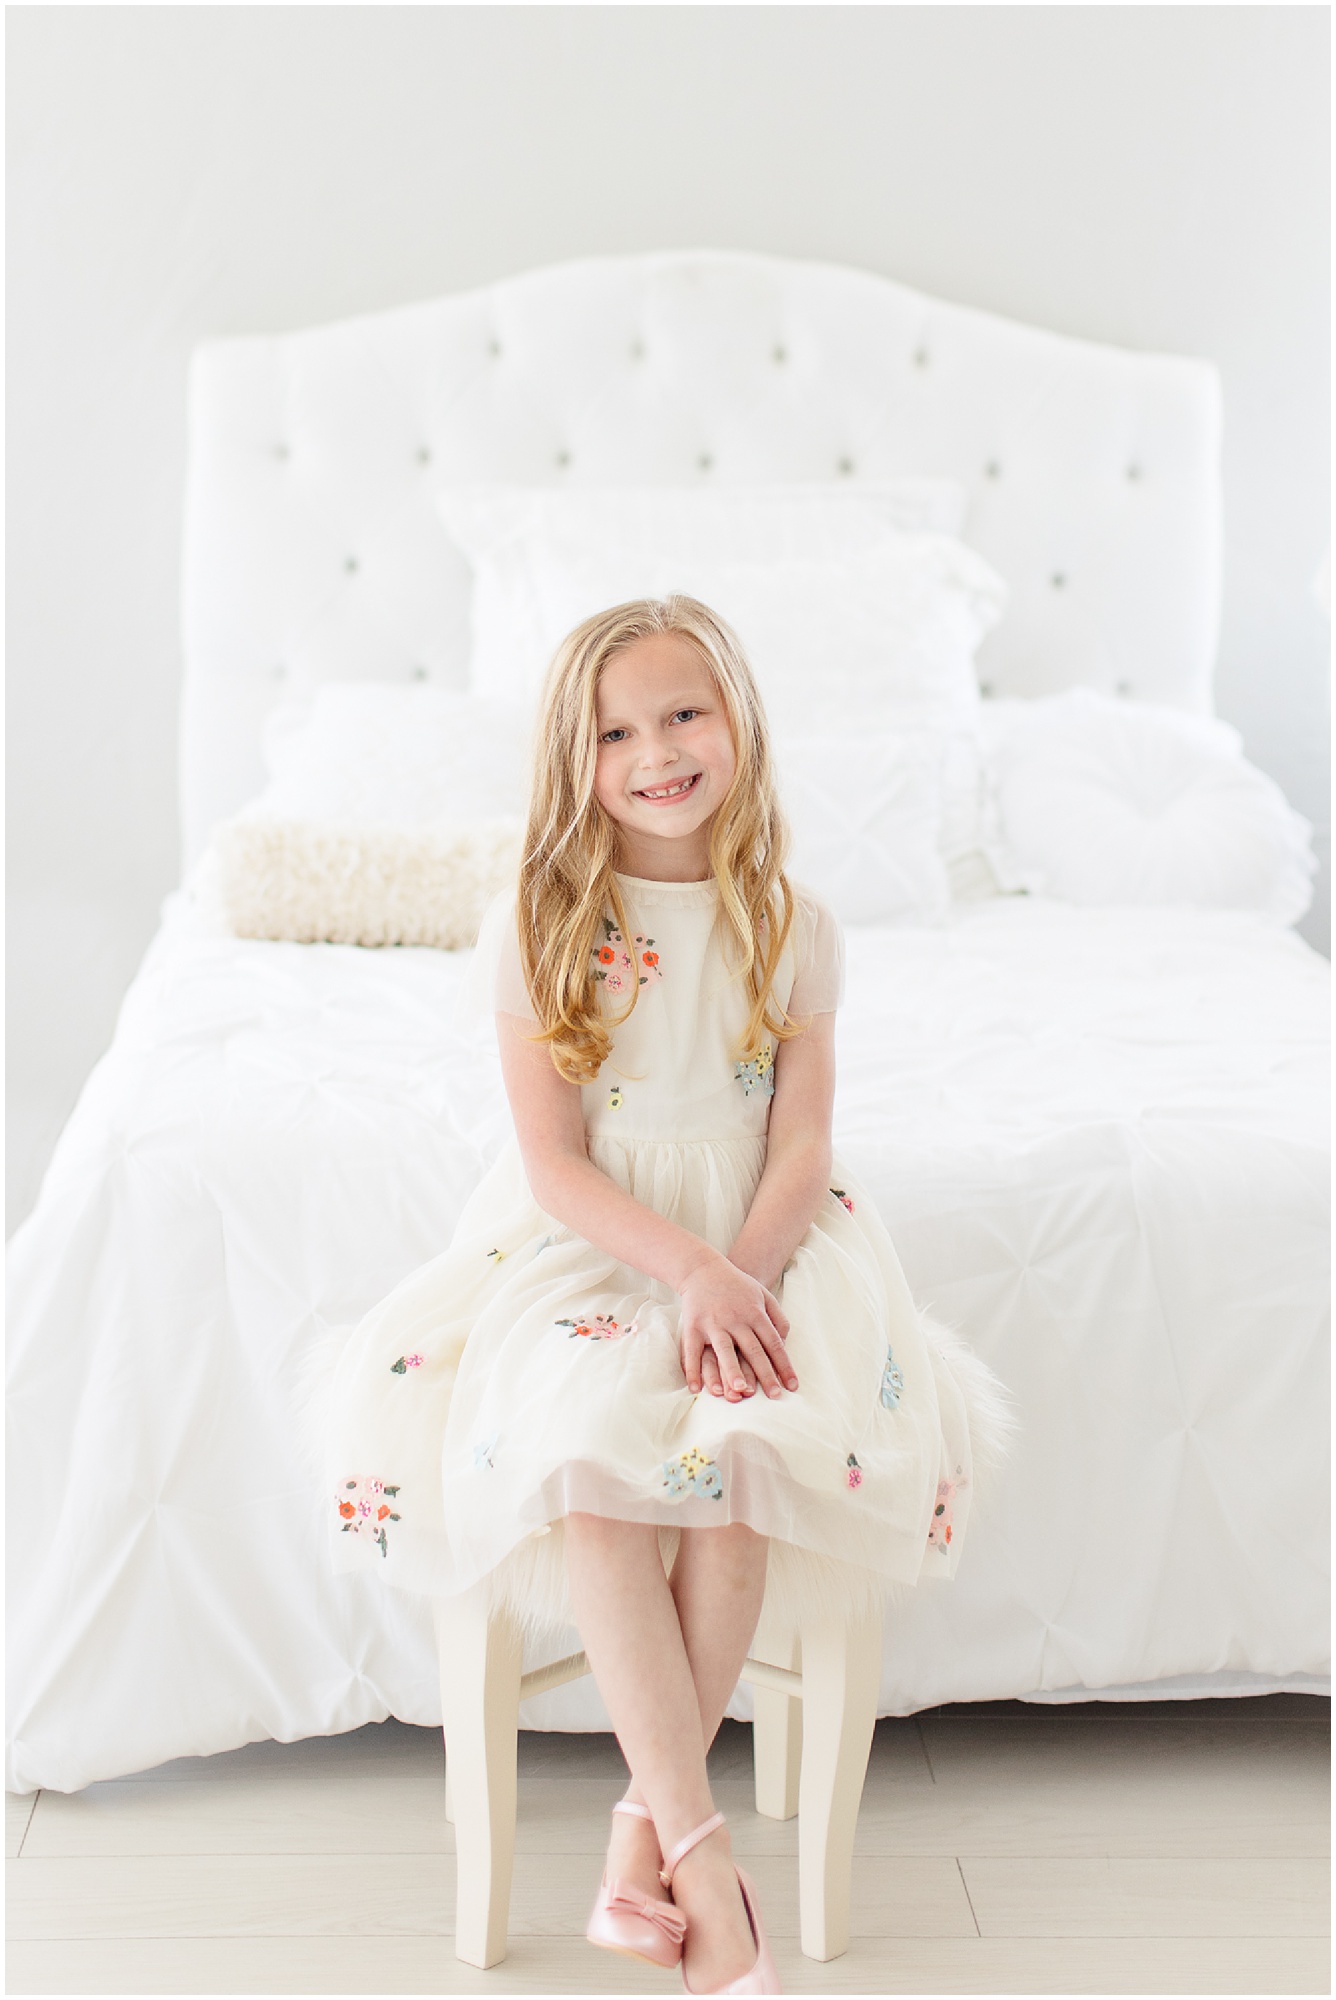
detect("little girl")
[325,595,1015,1995]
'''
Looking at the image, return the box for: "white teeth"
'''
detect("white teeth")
[637,774,698,800]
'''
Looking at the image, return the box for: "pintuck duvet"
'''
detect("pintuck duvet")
[7,888,1329,1795]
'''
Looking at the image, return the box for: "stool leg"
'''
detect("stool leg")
[752,1626,802,1820]
[796,1600,882,1962]
[435,1589,523,1969]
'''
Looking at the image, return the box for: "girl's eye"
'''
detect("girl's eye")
[672,709,701,724]
[599,728,628,744]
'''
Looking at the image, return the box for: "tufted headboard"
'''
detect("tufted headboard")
[179,248,1222,877]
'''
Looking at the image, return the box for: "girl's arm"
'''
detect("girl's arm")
[497,1013,797,1401]
[726,1009,836,1293]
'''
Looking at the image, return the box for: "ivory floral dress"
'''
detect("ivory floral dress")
[324,873,1008,1600]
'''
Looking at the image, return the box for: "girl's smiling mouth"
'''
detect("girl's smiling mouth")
[632,771,702,804]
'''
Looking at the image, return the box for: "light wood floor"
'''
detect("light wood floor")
[7,1695,1329,1995]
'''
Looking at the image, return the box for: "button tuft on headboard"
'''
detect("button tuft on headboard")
[555,450,571,469]
[1126,463,1142,481]
[1050,572,1067,589]
[417,448,433,466]
[773,345,788,365]
[836,457,855,476]
[344,557,360,574]
[698,453,714,472]
[273,445,290,462]
[914,348,930,367]
[984,461,1001,479]
[410,664,429,682]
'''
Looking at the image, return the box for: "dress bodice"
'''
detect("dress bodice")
[582,875,782,1144]
[474,871,845,1148]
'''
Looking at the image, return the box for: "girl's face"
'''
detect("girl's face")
[593,633,738,879]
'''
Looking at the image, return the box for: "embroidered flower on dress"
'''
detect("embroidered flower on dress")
[608,1086,624,1110]
[734,1046,775,1098]
[632,935,661,983]
[846,1453,864,1490]
[335,1476,401,1556]
[555,1312,638,1342]
[880,1347,904,1410]
[662,1446,724,1501]
[927,1476,958,1553]
[830,1187,855,1214]
[485,1247,506,1265]
[472,1433,498,1471]
[389,1353,425,1375]
[592,919,663,994]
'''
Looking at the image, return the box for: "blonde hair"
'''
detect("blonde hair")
[517,595,803,1085]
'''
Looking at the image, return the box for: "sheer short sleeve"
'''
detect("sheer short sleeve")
[454,887,539,1030]
[787,884,845,1016]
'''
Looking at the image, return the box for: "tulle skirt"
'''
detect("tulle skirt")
[322,1130,1015,1613]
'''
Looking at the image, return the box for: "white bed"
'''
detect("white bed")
[7,251,1329,1796]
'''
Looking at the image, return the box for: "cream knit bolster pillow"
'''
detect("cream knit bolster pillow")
[216,816,523,949]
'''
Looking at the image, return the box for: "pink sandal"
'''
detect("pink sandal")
[586,1798,688,1968]
[659,1811,781,1995]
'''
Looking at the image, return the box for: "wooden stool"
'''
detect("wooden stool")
[435,1585,883,1968]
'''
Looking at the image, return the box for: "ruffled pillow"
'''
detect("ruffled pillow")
[980,690,1316,922]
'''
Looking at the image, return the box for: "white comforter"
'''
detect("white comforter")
[7,891,1329,1794]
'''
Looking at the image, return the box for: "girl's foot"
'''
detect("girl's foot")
[605,1797,668,1906]
[669,1823,761,1993]
[589,1798,686,1968]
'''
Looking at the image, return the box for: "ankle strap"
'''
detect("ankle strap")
[658,1810,726,1889]
[612,1799,655,1822]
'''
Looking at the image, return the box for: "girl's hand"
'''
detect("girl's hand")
[678,1256,798,1402]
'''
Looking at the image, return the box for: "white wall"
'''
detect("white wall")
[8,5,1330,1235]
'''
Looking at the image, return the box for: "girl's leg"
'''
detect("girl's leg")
[614,1520,769,1826]
[670,1521,770,1750]
[565,1511,766,1990]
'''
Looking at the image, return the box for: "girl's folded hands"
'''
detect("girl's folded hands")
[677,1253,799,1402]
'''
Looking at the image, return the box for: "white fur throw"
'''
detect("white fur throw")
[216,815,523,950]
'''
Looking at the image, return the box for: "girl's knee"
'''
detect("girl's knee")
[566,1510,656,1545]
[680,1520,767,1559]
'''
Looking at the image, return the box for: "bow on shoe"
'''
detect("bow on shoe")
[605,1883,689,1944]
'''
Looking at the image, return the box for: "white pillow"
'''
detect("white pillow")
[775,732,950,925]
[254,682,531,825]
[435,486,1008,891]
[434,486,1003,729]
[980,689,1317,922]
[434,481,967,703]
